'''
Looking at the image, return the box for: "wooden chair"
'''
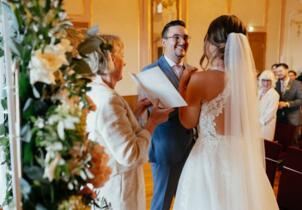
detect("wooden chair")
[277,147,302,210]
[274,123,297,151]
[264,140,282,187]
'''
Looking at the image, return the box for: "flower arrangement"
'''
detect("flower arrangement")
[0,0,112,209]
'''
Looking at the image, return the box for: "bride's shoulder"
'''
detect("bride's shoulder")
[191,69,224,82]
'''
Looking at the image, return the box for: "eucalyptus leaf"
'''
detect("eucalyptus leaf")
[23,143,33,165]
[0,136,9,146]
[0,124,5,135]
[19,71,31,103]
[23,166,44,181]
[21,178,32,200]
[36,203,48,210]
[1,98,8,110]
[21,124,32,143]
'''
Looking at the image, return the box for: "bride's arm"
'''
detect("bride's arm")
[179,71,204,129]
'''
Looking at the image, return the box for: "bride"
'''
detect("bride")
[173,15,279,210]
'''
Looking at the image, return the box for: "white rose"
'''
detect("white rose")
[29,44,69,85]
[44,153,61,182]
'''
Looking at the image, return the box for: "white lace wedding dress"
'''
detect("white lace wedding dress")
[173,85,279,210]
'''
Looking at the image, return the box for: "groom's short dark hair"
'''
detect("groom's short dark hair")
[277,63,289,69]
[162,20,186,38]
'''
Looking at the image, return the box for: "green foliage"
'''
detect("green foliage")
[0,37,3,57]
[0,105,12,207]
[1,1,113,209]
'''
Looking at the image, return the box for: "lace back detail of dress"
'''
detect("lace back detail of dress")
[198,86,229,140]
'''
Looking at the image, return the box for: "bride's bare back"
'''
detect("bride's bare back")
[179,69,225,135]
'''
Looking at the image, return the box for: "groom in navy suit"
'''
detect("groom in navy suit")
[141,20,195,210]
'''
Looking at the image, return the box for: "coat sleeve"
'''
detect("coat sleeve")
[288,81,302,108]
[96,94,151,167]
[259,91,280,125]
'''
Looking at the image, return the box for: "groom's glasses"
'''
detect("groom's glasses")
[164,34,190,42]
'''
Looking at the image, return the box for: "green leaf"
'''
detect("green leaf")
[0,124,5,135]
[23,166,44,181]
[23,142,33,165]
[1,98,8,110]
[21,123,33,143]
[19,71,31,103]
[0,136,9,145]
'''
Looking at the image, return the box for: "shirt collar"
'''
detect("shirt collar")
[92,75,114,91]
[164,55,184,67]
[281,76,290,85]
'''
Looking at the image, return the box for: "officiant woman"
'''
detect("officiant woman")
[86,34,173,210]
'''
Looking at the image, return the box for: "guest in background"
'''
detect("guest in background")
[288,70,297,80]
[258,70,280,141]
[296,72,302,82]
[271,63,278,77]
[275,63,302,145]
[86,34,173,210]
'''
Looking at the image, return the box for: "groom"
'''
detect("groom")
[141,20,195,210]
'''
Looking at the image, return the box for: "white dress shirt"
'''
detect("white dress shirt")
[164,55,184,79]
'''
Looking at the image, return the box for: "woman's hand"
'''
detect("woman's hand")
[145,100,174,134]
[134,98,152,119]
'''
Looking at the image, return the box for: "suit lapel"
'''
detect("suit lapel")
[283,79,293,97]
[276,80,282,96]
[157,56,179,88]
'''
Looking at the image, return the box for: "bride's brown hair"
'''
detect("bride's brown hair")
[200,15,247,70]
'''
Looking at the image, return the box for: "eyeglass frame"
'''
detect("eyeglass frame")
[163,34,191,42]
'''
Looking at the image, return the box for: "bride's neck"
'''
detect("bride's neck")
[210,58,224,71]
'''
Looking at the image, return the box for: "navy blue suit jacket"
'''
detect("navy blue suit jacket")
[142,56,194,165]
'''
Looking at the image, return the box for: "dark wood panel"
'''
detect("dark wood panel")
[123,95,138,112]
[248,32,266,73]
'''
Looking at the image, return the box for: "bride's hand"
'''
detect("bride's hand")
[179,67,198,93]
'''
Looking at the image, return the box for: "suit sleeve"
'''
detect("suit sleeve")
[96,94,151,167]
[288,81,302,108]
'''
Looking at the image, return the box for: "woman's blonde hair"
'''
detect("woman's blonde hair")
[258,70,277,88]
[97,34,124,75]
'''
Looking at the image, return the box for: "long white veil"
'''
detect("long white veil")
[224,33,264,161]
[223,33,277,209]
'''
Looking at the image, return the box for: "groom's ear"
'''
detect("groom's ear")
[162,38,167,48]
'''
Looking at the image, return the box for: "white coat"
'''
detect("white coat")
[258,88,280,140]
[86,76,150,210]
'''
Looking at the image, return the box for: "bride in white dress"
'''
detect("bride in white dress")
[173,15,279,210]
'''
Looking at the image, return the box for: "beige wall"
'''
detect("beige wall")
[187,0,280,70]
[282,0,302,73]
[65,0,140,96]
[232,0,266,28]
[186,0,227,67]
[91,0,140,95]
[64,0,290,93]
[266,0,282,69]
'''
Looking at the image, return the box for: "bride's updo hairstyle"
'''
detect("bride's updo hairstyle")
[200,15,247,70]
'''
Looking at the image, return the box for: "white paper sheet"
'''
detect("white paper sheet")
[131,66,187,108]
